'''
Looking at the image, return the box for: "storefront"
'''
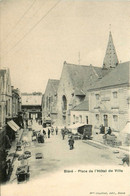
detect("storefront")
[6,120,20,143]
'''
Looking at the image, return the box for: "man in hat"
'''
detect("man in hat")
[68,135,74,150]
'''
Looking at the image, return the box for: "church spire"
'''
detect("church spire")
[103,31,119,69]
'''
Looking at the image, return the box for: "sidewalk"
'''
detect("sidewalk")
[6,128,24,164]
[84,133,130,155]
[9,129,30,184]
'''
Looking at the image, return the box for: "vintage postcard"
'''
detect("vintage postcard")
[0,0,130,196]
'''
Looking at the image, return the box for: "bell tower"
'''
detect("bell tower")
[103,30,119,69]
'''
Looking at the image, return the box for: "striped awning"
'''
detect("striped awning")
[7,120,20,132]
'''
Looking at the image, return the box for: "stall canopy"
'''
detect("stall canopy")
[68,123,86,129]
[67,123,86,134]
[7,120,20,132]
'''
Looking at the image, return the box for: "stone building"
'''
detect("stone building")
[88,61,130,133]
[0,68,13,143]
[57,61,102,126]
[21,92,42,126]
[42,79,59,126]
[42,31,120,128]
[70,100,89,125]
[12,87,22,127]
[0,68,22,182]
[0,68,12,126]
[0,68,12,182]
[69,31,120,128]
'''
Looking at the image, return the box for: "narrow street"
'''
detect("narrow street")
[9,127,124,184]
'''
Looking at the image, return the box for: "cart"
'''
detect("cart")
[78,125,92,140]
[16,165,30,183]
[68,123,92,140]
[103,134,122,147]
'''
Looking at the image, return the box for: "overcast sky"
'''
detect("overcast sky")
[0,0,130,93]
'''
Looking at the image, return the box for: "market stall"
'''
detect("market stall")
[68,123,92,140]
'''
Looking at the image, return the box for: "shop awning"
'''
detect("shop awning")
[11,120,20,130]
[7,120,20,132]
[67,123,86,129]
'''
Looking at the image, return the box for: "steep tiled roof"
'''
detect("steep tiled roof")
[71,100,89,111]
[64,62,102,94]
[103,31,119,69]
[88,61,130,91]
[49,79,59,92]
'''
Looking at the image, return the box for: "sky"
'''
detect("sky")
[0,0,130,93]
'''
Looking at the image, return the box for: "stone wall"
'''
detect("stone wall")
[89,86,129,133]
[42,80,58,125]
[70,110,90,125]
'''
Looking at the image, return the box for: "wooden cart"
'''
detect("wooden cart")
[78,125,92,140]
[16,165,30,183]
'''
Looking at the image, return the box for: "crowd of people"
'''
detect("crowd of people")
[31,121,129,165]
[31,124,75,150]
[100,124,112,135]
[32,125,59,143]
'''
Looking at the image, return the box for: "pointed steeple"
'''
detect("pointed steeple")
[103,31,119,69]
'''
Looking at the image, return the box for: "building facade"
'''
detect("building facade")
[0,68,12,182]
[42,79,59,126]
[21,92,42,126]
[69,31,120,129]
[57,61,102,126]
[70,101,90,125]
[0,68,12,127]
[12,87,22,126]
[88,61,130,133]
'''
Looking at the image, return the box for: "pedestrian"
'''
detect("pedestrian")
[51,127,54,135]
[40,134,44,143]
[48,128,50,138]
[55,127,58,135]
[64,126,67,135]
[100,124,105,134]
[107,127,112,135]
[68,136,74,150]
[61,129,65,140]
[43,129,46,138]
[122,155,129,166]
